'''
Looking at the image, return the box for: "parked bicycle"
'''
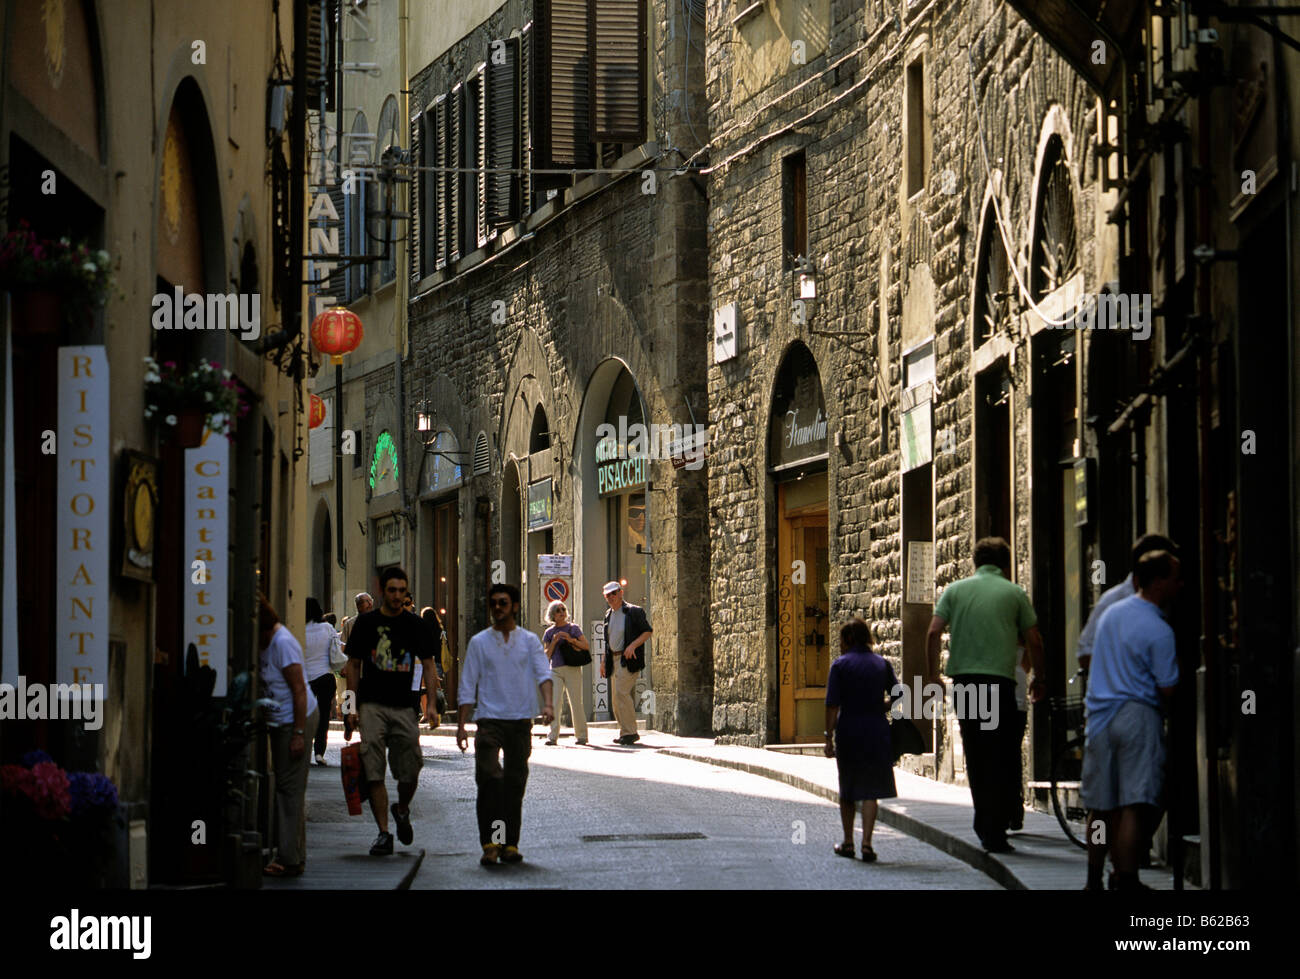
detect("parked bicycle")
[1046,668,1089,848]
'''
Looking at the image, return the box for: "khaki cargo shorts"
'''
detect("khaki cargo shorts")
[358,701,423,783]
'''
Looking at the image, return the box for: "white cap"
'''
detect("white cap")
[602,581,622,595]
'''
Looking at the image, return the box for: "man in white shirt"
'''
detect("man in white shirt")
[457,583,553,866]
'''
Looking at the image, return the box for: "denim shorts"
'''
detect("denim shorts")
[1080,700,1165,811]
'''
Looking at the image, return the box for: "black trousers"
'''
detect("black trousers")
[952,675,1020,847]
[474,718,532,847]
[309,674,336,757]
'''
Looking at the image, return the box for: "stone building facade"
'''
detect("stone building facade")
[703,0,1122,793]
[402,0,713,734]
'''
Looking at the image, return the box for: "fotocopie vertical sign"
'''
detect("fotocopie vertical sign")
[57,346,110,686]
[184,417,229,694]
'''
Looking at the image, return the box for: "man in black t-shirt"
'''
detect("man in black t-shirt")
[344,566,439,856]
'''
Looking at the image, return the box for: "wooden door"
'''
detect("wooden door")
[778,484,830,742]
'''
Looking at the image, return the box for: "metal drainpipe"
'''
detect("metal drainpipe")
[1192,20,1220,891]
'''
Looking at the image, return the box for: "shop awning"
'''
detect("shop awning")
[1002,0,1144,97]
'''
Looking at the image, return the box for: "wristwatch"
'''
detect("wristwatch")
[292,728,305,735]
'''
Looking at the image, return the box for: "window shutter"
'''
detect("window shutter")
[421,105,437,275]
[409,110,421,282]
[475,63,489,247]
[330,185,348,299]
[473,432,491,476]
[433,95,449,271]
[448,83,463,264]
[520,23,534,214]
[487,36,520,227]
[588,0,645,143]
[535,0,591,170]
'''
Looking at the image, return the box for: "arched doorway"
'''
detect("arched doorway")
[501,458,523,597]
[313,500,332,611]
[768,343,830,743]
[576,360,652,722]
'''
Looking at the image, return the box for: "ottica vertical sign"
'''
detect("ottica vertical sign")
[184,417,229,694]
[57,347,110,686]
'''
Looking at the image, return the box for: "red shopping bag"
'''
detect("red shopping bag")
[341,742,364,815]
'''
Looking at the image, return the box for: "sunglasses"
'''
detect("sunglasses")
[489,598,513,608]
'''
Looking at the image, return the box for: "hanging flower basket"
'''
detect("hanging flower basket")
[143,357,250,443]
[0,221,115,330]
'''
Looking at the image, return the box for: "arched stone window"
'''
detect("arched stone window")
[1031,135,1079,300]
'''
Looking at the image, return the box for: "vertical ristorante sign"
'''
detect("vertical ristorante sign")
[184,418,229,694]
[57,347,110,686]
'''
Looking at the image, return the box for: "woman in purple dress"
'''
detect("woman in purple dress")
[824,617,899,861]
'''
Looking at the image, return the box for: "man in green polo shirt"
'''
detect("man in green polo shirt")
[927,537,1045,853]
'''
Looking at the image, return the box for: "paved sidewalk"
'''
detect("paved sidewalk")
[657,739,1186,891]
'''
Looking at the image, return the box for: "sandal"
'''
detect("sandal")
[861,845,877,863]
[262,861,304,877]
[833,842,856,859]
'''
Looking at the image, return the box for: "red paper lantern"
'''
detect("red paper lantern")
[309,393,327,429]
[310,307,363,363]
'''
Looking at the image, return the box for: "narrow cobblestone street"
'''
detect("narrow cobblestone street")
[274,726,997,890]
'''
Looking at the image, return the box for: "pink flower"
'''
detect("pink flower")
[0,763,34,796]
[28,761,71,819]
[163,361,177,369]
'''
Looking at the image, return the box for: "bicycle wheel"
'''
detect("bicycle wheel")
[1050,741,1089,849]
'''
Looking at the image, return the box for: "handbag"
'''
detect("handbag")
[889,716,925,762]
[340,743,363,815]
[327,630,348,671]
[559,629,592,667]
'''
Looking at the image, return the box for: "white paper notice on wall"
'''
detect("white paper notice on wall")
[184,417,230,695]
[57,346,110,687]
[537,553,572,577]
[905,540,935,605]
[714,302,739,363]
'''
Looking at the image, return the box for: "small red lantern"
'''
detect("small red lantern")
[309,393,327,429]
[310,306,364,364]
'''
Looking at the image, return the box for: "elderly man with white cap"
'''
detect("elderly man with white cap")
[600,581,652,745]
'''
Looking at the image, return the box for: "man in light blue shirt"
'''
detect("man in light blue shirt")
[457,583,553,866]
[1080,550,1182,892]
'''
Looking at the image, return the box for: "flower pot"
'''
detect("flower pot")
[10,289,63,335]
[175,410,206,448]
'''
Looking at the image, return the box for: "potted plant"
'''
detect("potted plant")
[0,221,114,332]
[143,357,249,448]
[0,751,124,889]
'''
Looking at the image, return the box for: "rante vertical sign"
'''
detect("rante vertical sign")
[184,417,229,695]
[57,347,110,686]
